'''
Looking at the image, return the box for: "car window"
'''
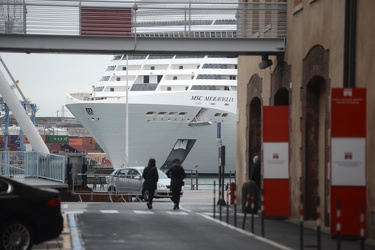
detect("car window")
[117,169,129,177]
[127,169,140,178]
[157,169,168,179]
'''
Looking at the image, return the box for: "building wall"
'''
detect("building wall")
[237,0,375,237]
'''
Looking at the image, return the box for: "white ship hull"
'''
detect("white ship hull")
[66,90,236,175]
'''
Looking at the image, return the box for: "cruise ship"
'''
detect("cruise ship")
[66,1,238,175]
[66,54,237,174]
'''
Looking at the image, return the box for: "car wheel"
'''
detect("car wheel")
[142,189,149,202]
[0,220,33,250]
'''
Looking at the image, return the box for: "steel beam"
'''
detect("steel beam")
[0,34,285,55]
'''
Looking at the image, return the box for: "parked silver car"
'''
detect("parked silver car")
[107,166,182,201]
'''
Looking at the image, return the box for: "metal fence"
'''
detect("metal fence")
[0,151,66,182]
[0,0,287,39]
[72,173,142,202]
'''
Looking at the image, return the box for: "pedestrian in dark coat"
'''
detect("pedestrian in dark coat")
[250,155,261,188]
[142,158,159,209]
[166,158,186,210]
[250,155,261,208]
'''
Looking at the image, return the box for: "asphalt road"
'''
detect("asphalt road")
[61,190,289,250]
[33,190,375,250]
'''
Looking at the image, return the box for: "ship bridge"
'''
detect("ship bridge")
[0,0,287,56]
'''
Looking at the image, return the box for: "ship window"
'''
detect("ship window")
[113,55,122,60]
[178,112,187,116]
[157,112,167,115]
[225,86,230,91]
[148,55,174,59]
[100,76,110,81]
[110,88,114,92]
[146,112,155,115]
[222,113,228,117]
[144,76,149,83]
[107,66,116,71]
[168,112,177,116]
[173,76,177,80]
[179,66,183,69]
[167,87,171,91]
[157,75,162,83]
[122,67,127,70]
[151,66,155,70]
[131,83,158,91]
[214,113,221,116]
[230,76,236,80]
[116,77,121,81]
[185,87,189,90]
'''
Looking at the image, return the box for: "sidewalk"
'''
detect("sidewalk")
[184,189,375,250]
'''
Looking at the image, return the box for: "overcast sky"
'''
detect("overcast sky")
[0,52,113,117]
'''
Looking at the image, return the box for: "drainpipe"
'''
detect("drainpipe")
[343,0,350,88]
[343,0,357,88]
[348,0,357,88]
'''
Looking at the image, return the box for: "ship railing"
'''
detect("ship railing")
[72,173,142,202]
[185,168,199,190]
[0,151,66,183]
[69,93,93,101]
[0,1,287,39]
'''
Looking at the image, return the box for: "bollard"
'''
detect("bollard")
[242,193,250,230]
[316,197,321,250]
[219,187,222,221]
[360,203,365,250]
[261,188,264,237]
[234,187,237,227]
[251,194,255,233]
[226,184,229,224]
[218,180,223,220]
[336,200,341,250]
[300,193,304,250]
[213,181,216,218]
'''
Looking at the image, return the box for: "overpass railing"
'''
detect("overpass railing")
[0,0,287,39]
[0,151,66,183]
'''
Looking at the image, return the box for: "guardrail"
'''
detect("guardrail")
[0,0,287,39]
[72,173,142,202]
[0,151,66,183]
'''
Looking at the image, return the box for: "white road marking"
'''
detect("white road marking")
[198,213,293,250]
[100,210,119,214]
[166,211,189,215]
[64,211,84,214]
[133,210,154,214]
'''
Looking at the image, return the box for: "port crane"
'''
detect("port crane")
[0,56,48,153]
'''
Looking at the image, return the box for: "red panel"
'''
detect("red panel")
[80,7,132,36]
[331,88,366,137]
[263,106,289,142]
[330,186,366,237]
[263,179,290,217]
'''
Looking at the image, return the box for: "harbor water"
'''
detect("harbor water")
[184,177,236,190]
